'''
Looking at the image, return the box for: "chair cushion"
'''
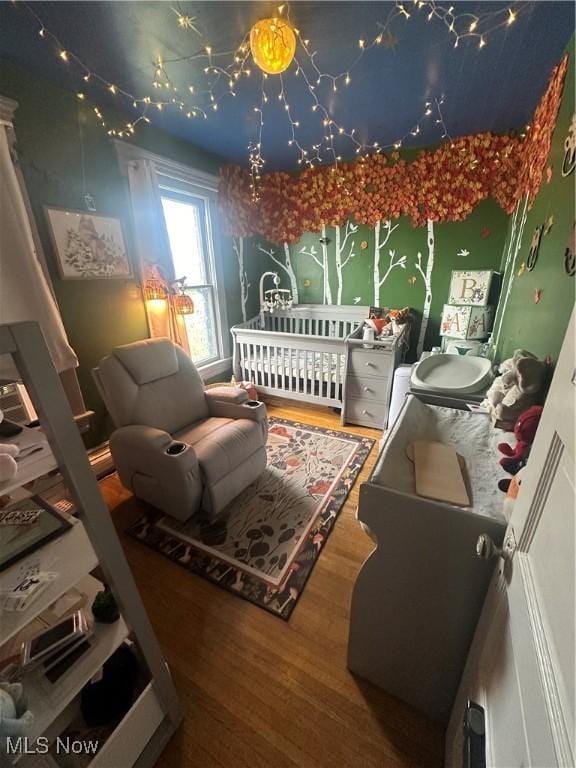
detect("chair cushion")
[176,417,264,486]
[114,338,178,384]
[98,339,209,432]
[175,418,233,446]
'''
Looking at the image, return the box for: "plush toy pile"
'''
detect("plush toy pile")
[498,404,544,476]
[483,350,548,427]
[365,307,412,338]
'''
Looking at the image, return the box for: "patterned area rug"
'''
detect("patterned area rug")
[127,418,374,619]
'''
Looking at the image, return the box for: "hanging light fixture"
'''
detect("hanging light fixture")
[171,277,195,315]
[250,17,296,75]
[143,278,167,301]
[173,293,195,315]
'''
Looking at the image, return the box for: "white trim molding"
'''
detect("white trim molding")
[113,139,219,193]
[199,355,233,382]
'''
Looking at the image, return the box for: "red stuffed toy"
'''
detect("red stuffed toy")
[498,405,543,473]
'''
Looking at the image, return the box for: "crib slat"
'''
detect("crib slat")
[312,351,317,396]
[266,344,271,389]
[334,351,341,402]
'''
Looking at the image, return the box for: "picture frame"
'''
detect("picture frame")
[0,496,72,573]
[44,206,132,280]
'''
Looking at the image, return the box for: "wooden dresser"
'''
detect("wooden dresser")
[341,328,405,429]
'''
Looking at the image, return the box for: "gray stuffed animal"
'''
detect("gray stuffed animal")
[483,350,547,426]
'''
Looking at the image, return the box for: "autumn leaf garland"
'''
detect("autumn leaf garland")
[219,54,568,245]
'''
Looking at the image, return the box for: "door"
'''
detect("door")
[446,308,575,768]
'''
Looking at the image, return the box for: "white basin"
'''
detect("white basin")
[411,354,493,395]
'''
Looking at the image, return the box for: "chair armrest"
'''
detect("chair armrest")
[205,387,249,405]
[109,425,202,521]
[207,398,268,424]
[110,424,174,454]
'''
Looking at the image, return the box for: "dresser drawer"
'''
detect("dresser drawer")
[346,375,389,402]
[348,349,393,378]
[345,398,388,428]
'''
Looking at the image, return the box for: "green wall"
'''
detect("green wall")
[493,41,575,363]
[1,61,253,445]
[244,198,508,359]
[3,39,572,449]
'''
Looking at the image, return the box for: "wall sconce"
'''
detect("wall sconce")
[173,293,195,315]
[143,278,167,301]
[171,277,195,315]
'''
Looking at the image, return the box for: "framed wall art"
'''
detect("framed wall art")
[44,207,131,279]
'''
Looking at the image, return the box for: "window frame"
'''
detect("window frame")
[159,184,222,368]
[114,141,231,380]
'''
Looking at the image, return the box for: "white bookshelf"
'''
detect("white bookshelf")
[0,518,98,645]
[21,575,130,750]
[0,322,182,768]
[0,433,58,497]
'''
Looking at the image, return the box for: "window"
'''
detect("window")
[114,142,230,378]
[159,178,222,367]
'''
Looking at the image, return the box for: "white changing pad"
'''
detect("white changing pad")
[372,395,507,521]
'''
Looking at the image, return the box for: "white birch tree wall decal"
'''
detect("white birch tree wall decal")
[335,220,358,304]
[373,219,401,305]
[491,196,529,350]
[414,219,436,357]
[257,243,299,304]
[299,225,333,303]
[232,236,249,322]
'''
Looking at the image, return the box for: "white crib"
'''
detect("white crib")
[231,304,368,407]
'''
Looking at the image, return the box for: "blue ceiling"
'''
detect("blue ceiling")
[1,1,573,170]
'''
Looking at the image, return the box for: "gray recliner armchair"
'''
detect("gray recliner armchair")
[93,337,267,522]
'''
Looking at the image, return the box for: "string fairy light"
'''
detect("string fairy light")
[14,0,526,191]
[412,0,523,49]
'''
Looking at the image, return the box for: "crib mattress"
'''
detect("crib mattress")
[240,350,345,381]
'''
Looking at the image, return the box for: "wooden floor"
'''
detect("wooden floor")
[101,399,445,768]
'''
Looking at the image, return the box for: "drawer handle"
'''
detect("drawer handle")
[364,361,375,367]
[362,409,370,415]
[363,386,372,392]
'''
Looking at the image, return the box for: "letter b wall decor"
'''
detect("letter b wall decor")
[448,270,496,306]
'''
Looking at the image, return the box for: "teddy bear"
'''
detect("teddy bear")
[483,350,547,427]
[0,682,34,737]
[0,409,19,484]
[498,405,543,474]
